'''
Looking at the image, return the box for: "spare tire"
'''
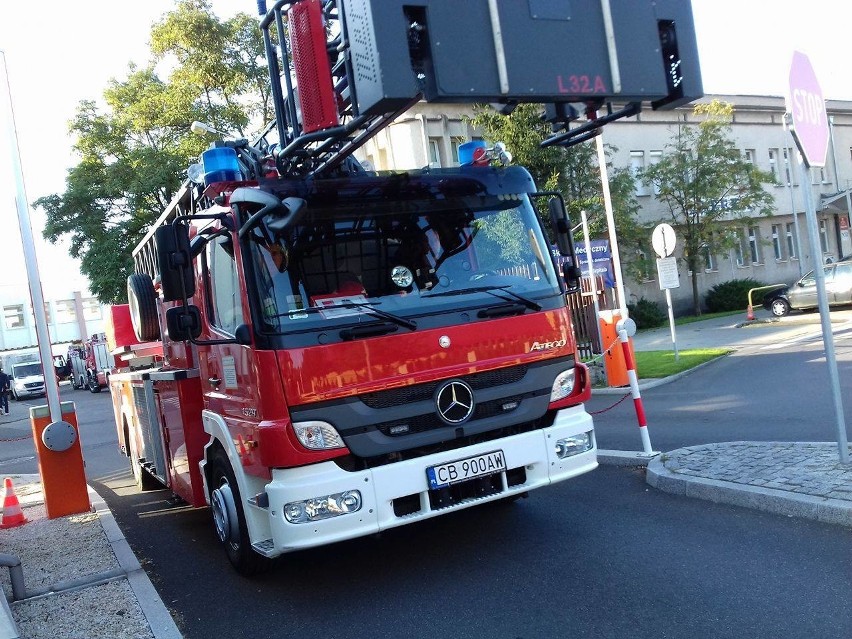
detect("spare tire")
[127,273,160,342]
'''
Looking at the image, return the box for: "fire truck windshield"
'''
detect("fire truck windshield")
[245,190,562,337]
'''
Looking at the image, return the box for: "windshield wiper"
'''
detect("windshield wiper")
[422,285,542,311]
[286,301,416,331]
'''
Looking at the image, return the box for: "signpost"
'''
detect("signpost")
[786,51,849,464]
[652,223,679,361]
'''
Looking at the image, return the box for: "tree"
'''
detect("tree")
[36,0,267,303]
[468,103,642,267]
[640,100,775,315]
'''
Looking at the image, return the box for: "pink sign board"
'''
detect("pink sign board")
[787,51,829,167]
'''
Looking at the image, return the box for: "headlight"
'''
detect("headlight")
[554,431,594,459]
[550,369,576,402]
[292,420,345,450]
[284,490,362,524]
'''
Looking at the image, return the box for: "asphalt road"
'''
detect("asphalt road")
[2,321,851,638]
[590,318,852,452]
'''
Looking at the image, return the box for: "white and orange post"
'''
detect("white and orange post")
[616,318,654,455]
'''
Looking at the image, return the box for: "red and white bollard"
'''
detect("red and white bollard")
[616,318,654,455]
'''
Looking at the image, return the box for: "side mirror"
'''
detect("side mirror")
[155,223,196,302]
[548,197,572,257]
[165,305,202,341]
[562,262,582,293]
[265,197,307,236]
[234,188,307,239]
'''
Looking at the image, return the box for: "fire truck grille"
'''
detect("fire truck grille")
[361,365,528,409]
[375,396,525,436]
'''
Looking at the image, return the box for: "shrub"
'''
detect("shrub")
[704,278,765,312]
[627,297,666,329]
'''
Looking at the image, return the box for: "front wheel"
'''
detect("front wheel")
[770,298,790,317]
[128,431,161,491]
[88,375,102,393]
[208,449,271,575]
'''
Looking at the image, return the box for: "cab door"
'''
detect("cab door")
[196,234,261,430]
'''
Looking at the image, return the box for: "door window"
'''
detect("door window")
[207,235,244,335]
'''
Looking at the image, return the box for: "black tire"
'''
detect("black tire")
[127,273,160,342]
[88,375,102,393]
[208,449,271,576]
[128,427,161,492]
[770,298,790,317]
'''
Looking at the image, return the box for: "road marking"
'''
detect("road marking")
[0,455,36,466]
[759,319,852,350]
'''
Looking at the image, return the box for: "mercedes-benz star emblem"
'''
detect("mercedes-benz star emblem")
[435,380,475,424]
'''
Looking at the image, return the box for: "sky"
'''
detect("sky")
[1,0,851,296]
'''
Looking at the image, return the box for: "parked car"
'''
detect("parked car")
[763,261,852,317]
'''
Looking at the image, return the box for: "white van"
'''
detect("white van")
[9,360,45,400]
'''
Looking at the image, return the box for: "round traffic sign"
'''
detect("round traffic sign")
[788,51,828,168]
[652,223,676,258]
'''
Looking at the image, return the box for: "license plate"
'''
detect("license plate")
[426,450,506,490]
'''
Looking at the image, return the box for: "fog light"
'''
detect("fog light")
[554,431,593,459]
[284,490,362,524]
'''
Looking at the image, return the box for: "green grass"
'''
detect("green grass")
[634,348,731,378]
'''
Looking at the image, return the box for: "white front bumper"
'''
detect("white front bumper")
[260,405,596,553]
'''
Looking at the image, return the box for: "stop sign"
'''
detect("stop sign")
[788,51,829,167]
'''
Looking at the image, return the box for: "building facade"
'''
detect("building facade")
[0,286,107,354]
[355,95,852,314]
[603,94,852,313]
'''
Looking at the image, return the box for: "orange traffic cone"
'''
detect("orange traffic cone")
[0,477,28,529]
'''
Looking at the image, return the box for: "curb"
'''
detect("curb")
[88,486,183,639]
[596,449,659,467]
[646,456,852,527]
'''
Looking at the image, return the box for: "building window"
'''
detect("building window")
[819,219,829,253]
[428,138,441,169]
[648,150,663,194]
[82,298,102,321]
[3,305,24,329]
[786,223,798,259]
[768,148,779,182]
[772,224,784,260]
[748,226,761,264]
[703,245,717,272]
[782,148,793,186]
[27,302,51,325]
[630,151,649,196]
[743,149,756,164]
[734,230,746,267]
[55,300,76,323]
[450,137,464,166]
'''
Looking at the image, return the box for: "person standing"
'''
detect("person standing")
[0,367,9,415]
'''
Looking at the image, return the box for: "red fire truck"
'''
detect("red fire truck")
[69,333,114,392]
[109,0,701,573]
